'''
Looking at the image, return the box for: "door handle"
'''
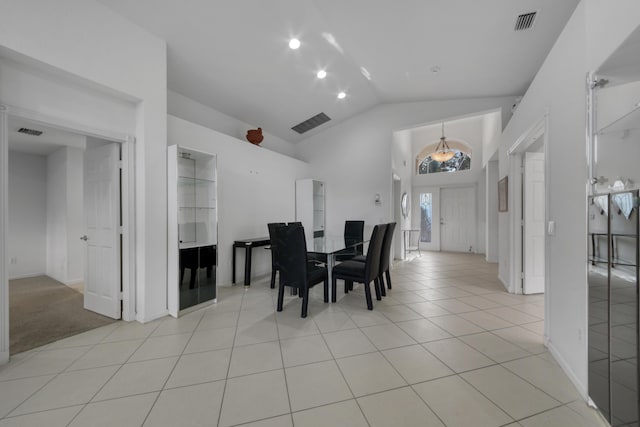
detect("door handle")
[80,235,88,241]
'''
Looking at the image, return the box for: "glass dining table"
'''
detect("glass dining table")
[308,230,371,302]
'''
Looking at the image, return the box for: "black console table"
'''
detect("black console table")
[232,237,271,286]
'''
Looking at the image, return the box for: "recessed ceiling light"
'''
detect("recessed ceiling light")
[337,92,346,99]
[430,65,441,73]
[316,70,327,79]
[289,38,301,50]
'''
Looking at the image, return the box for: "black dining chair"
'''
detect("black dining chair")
[267,222,286,288]
[335,220,365,262]
[352,222,396,296]
[331,224,388,310]
[273,223,329,317]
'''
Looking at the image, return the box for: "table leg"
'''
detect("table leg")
[328,254,336,302]
[244,245,252,286]
[232,245,237,284]
[403,231,407,259]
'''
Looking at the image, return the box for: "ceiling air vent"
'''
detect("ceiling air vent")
[291,112,331,134]
[514,11,537,31]
[17,127,43,136]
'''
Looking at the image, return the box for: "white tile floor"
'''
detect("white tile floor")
[0,252,609,427]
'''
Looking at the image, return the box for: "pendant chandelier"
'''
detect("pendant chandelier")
[431,122,455,162]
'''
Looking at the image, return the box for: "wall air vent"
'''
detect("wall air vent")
[291,112,331,134]
[17,127,43,136]
[514,11,537,31]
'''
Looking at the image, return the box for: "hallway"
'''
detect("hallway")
[0,253,606,426]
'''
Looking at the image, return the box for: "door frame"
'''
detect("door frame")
[506,111,549,337]
[0,103,136,361]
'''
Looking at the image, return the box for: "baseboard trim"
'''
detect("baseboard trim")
[8,272,45,280]
[547,339,588,400]
[136,310,168,324]
[0,350,8,365]
[64,279,83,286]
[497,273,509,291]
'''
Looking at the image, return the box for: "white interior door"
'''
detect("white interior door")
[83,143,121,319]
[440,187,476,252]
[523,152,545,294]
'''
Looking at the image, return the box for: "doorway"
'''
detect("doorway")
[508,114,548,296]
[1,109,135,357]
[441,186,476,253]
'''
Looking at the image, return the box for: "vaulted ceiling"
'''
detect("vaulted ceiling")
[97,0,580,143]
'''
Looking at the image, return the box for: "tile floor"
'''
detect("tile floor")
[0,252,609,426]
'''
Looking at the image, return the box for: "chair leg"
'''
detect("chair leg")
[270,268,277,289]
[344,280,349,294]
[385,270,392,289]
[301,287,309,318]
[373,278,382,301]
[331,277,337,303]
[364,282,373,310]
[379,275,386,297]
[323,279,329,303]
[277,283,285,312]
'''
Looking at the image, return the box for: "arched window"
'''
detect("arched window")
[415,140,472,175]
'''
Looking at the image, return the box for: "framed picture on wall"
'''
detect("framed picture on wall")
[498,176,508,212]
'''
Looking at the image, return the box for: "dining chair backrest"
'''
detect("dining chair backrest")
[273,223,308,289]
[379,222,396,273]
[344,220,365,254]
[268,222,286,265]
[364,224,388,282]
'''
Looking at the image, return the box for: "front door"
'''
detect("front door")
[440,187,476,253]
[83,143,121,319]
[523,152,545,294]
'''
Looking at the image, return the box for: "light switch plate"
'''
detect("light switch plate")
[547,221,556,236]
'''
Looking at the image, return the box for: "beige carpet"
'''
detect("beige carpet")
[9,276,116,355]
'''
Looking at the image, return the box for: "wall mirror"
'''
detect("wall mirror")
[401,192,409,218]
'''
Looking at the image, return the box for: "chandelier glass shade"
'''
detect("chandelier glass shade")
[431,122,455,162]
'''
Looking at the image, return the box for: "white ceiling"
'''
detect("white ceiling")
[8,117,86,156]
[97,0,579,143]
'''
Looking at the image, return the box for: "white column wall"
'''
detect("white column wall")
[7,151,47,279]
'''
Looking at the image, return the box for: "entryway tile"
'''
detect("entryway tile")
[413,375,513,427]
[165,348,231,388]
[9,365,118,416]
[69,392,158,427]
[280,334,332,368]
[237,415,293,427]
[460,332,531,363]
[382,345,453,384]
[461,365,560,420]
[66,339,142,371]
[311,310,356,333]
[502,356,581,403]
[395,318,452,343]
[183,326,236,353]
[323,328,376,359]
[336,352,406,397]
[92,357,177,401]
[235,321,279,346]
[358,386,444,427]
[0,375,54,418]
[519,406,593,427]
[143,380,225,427]
[459,310,514,330]
[228,341,282,378]
[429,315,484,336]
[101,320,160,343]
[423,338,495,372]
[0,346,90,380]
[285,360,352,411]
[128,333,190,362]
[360,323,416,350]
[292,399,368,427]
[219,370,290,427]
[405,301,451,317]
[0,406,82,427]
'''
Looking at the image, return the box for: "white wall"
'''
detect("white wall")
[45,147,84,285]
[7,151,47,279]
[296,97,517,236]
[168,115,310,286]
[0,0,168,324]
[485,160,499,262]
[46,148,67,283]
[498,0,640,397]
[391,130,413,259]
[477,169,486,255]
[168,90,298,159]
